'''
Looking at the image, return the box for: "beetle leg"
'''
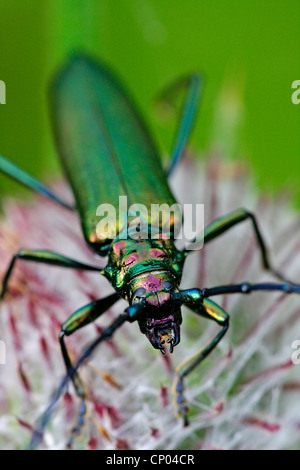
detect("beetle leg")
[28,305,143,450]
[0,248,102,300]
[59,294,119,447]
[60,293,119,394]
[155,74,202,177]
[186,207,297,284]
[173,296,229,425]
[0,153,74,210]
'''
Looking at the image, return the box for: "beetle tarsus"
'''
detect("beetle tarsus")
[66,398,87,449]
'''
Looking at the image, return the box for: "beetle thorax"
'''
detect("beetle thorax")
[102,236,185,354]
[103,236,186,295]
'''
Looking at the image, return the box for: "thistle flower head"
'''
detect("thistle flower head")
[0,157,300,450]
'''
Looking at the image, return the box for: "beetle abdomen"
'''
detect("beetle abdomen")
[51,55,178,254]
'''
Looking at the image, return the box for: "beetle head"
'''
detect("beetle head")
[129,270,182,354]
[140,309,182,354]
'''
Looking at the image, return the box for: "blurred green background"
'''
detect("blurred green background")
[0,0,299,204]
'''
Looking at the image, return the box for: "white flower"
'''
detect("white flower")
[0,157,299,450]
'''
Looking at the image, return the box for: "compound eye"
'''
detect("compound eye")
[132,287,147,302]
[162,281,173,291]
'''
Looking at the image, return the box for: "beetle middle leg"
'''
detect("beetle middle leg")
[0,248,101,300]
[173,295,229,426]
[186,207,297,284]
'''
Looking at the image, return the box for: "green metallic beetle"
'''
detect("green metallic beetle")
[0,55,299,447]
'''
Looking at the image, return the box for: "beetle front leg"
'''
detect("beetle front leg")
[29,304,144,450]
[59,293,119,447]
[172,293,229,426]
